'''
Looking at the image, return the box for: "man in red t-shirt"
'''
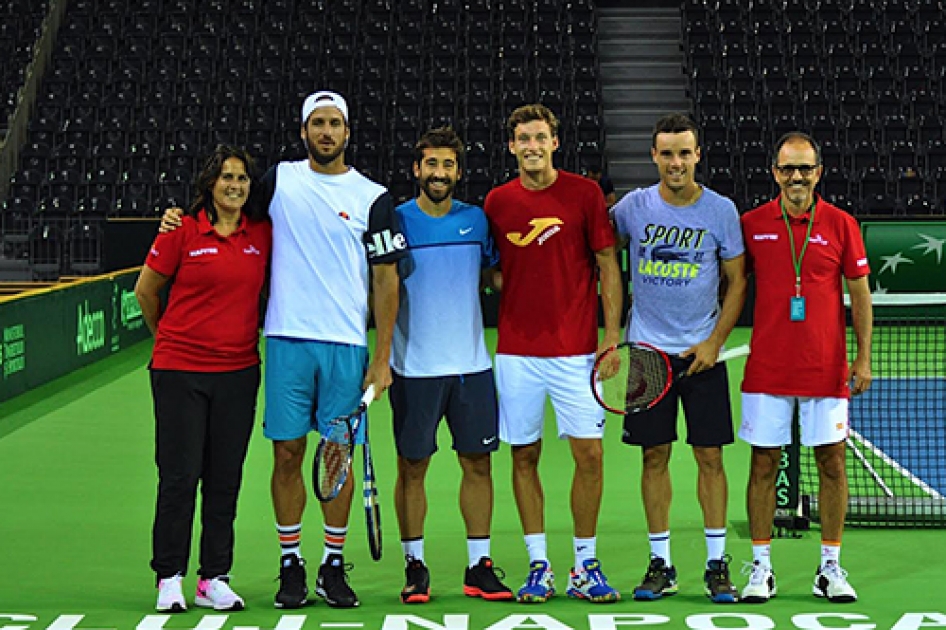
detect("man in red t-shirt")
[739,132,872,605]
[484,104,623,603]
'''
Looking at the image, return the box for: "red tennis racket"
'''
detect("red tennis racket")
[591,343,750,415]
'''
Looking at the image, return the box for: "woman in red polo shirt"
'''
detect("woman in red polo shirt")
[135,145,272,613]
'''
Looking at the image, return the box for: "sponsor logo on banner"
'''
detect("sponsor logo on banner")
[76,300,106,356]
[111,283,144,352]
[2,323,26,379]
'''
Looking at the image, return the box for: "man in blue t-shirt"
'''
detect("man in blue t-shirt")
[610,113,747,604]
[390,127,513,604]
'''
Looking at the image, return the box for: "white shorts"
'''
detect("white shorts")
[739,393,849,448]
[495,353,605,444]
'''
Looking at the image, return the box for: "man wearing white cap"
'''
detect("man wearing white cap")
[262,91,406,610]
[160,90,406,609]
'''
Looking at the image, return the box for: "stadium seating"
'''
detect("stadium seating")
[683,0,946,215]
[1,0,603,278]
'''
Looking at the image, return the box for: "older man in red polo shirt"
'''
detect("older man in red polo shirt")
[738,131,872,605]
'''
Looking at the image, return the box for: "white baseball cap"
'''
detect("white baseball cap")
[301,91,349,125]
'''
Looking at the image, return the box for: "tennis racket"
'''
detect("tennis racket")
[591,343,751,415]
[313,385,375,503]
[362,416,382,561]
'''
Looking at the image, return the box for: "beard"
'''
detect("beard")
[420,177,455,204]
[306,135,346,165]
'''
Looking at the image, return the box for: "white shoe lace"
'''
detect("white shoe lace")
[823,562,849,585]
[742,561,769,586]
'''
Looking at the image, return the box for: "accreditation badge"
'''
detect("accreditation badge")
[790,296,806,322]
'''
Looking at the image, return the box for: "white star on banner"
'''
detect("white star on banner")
[911,233,945,265]
[878,251,914,275]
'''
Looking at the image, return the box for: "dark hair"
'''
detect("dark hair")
[506,103,560,139]
[189,144,260,223]
[651,113,700,148]
[772,131,823,166]
[413,126,466,168]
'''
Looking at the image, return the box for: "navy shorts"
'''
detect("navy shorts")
[621,355,735,448]
[390,369,499,460]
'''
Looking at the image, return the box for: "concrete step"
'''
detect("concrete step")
[599,14,681,33]
[607,158,659,186]
[599,61,685,81]
[605,132,653,156]
[598,39,681,60]
[604,109,666,136]
[603,84,690,107]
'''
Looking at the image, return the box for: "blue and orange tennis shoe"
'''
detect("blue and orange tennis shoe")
[516,560,555,603]
[566,558,620,603]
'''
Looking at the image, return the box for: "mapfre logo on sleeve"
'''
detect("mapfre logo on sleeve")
[506,217,564,247]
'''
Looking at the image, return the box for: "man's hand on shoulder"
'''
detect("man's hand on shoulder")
[159,207,185,233]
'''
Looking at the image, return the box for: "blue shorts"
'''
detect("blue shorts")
[263,337,369,443]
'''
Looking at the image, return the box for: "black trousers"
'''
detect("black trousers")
[150,365,260,580]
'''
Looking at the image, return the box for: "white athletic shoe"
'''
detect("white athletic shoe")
[156,574,186,613]
[813,561,857,603]
[741,561,777,604]
[195,576,245,611]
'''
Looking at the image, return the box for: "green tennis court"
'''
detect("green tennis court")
[2,330,945,630]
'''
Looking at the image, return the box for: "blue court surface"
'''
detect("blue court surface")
[851,377,946,496]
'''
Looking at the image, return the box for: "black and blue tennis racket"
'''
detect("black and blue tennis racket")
[313,385,375,503]
[362,415,382,561]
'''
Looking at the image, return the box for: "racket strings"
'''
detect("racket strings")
[600,346,670,413]
[316,416,355,499]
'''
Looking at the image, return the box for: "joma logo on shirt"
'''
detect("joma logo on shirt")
[188,247,219,257]
[753,234,779,241]
[506,218,564,247]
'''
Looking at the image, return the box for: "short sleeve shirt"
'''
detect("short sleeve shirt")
[741,195,870,397]
[145,209,272,371]
[484,171,615,356]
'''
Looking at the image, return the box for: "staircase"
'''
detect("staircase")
[598,4,690,196]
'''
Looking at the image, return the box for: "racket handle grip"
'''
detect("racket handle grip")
[361,384,376,407]
[718,344,751,362]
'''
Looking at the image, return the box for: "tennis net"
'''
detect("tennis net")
[802,293,946,527]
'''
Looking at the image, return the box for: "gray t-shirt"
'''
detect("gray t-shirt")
[611,184,744,354]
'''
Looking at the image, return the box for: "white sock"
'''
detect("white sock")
[468,537,490,567]
[574,536,596,569]
[401,537,424,562]
[705,527,727,566]
[277,523,302,559]
[322,524,347,564]
[752,540,772,568]
[821,541,841,568]
[524,533,548,564]
[649,530,671,566]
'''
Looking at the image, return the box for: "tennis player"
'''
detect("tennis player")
[160,91,406,609]
[484,104,624,603]
[610,113,746,603]
[739,131,872,604]
[391,127,513,604]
